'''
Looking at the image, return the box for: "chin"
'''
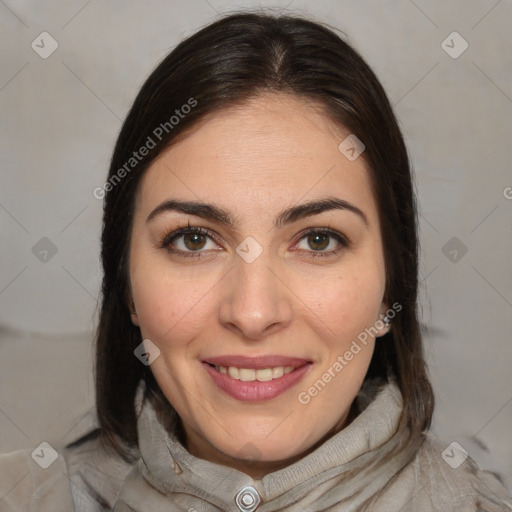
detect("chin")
[210,427,313,465]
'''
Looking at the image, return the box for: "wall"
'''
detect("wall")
[1,0,511,490]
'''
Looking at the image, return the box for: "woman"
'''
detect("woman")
[1,11,511,512]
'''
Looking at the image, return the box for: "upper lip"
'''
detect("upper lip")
[202,355,311,369]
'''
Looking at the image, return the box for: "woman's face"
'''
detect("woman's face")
[129,93,388,477]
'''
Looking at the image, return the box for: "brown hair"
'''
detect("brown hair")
[87,11,434,462]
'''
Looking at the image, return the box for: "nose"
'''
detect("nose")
[218,253,293,340]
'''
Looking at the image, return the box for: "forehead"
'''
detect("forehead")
[136,94,377,224]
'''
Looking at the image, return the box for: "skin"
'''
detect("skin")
[129,93,389,479]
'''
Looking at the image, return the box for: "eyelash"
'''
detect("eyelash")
[158,223,350,260]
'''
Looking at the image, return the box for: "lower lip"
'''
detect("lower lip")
[202,362,312,401]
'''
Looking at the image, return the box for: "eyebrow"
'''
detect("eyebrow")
[146,197,368,228]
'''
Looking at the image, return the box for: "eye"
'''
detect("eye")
[159,226,221,258]
[294,228,349,257]
[158,225,349,260]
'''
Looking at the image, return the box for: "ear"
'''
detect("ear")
[375,303,391,338]
[129,297,140,326]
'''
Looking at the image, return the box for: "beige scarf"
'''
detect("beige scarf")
[113,376,424,511]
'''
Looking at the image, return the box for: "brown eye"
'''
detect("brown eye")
[159,226,221,258]
[294,228,349,257]
[307,233,330,251]
[183,232,208,251]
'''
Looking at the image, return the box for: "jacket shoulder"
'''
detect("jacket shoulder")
[376,432,512,511]
[0,445,75,512]
[61,429,137,511]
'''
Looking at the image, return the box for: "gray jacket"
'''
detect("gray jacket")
[1,378,511,511]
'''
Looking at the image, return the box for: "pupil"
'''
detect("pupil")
[308,233,328,251]
[185,233,206,250]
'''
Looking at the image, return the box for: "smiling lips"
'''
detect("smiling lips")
[204,355,309,381]
[202,355,312,401]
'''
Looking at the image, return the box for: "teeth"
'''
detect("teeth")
[215,365,298,381]
[239,368,256,381]
[272,367,284,378]
[255,368,273,381]
[227,366,239,379]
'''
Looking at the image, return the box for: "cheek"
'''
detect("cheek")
[293,268,383,341]
[130,259,218,344]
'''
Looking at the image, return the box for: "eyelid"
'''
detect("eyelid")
[158,224,350,258]
[158,225,221,250]
[293,227,349,245]
[291,227,350,257]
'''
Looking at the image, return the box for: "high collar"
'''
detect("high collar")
[117,377,421,511]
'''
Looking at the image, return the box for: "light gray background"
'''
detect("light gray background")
[1,0,511,492]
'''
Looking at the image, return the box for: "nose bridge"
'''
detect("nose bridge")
[219,247,291,338]
[241,256,277,301]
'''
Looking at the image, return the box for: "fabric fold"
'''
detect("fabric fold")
[116,376,424,510]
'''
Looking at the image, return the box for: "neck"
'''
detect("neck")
[183,399,359,480]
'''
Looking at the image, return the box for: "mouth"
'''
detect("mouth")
[201,356,313,401]
[204,362,309,382]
